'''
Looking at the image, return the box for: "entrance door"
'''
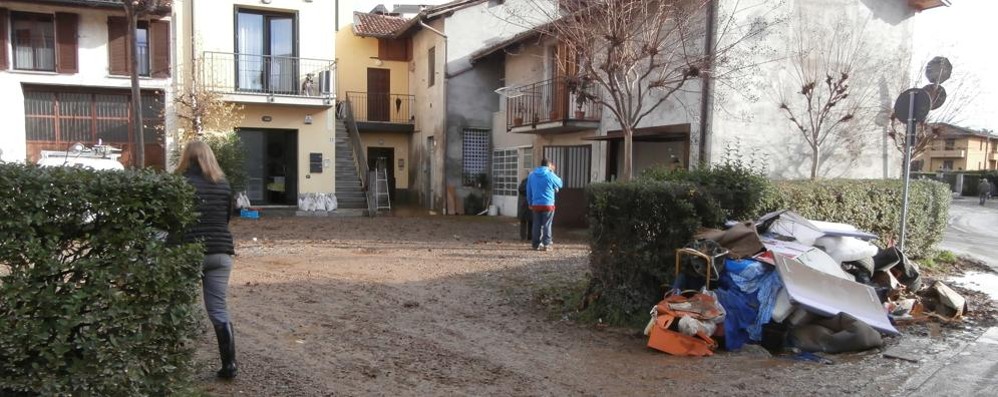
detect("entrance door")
[543,145,592,228]
[239,129,298,205]
[367,147,396,202]
[367,68,390,122]
[425,136,435,208]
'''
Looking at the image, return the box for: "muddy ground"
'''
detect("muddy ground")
[193,215,995,396]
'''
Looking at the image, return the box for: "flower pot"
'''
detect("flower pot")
[513,117,524,126]
[575,110,586,119]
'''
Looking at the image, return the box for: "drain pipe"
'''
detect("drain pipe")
[419,19,450,213]
[698,0,718,167]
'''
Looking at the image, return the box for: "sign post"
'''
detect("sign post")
[893,88,931,251]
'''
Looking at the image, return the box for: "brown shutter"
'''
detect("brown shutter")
[55,13,79,74]
[150,20,170,78]
[0,8,9,70]
[107,16,130,75]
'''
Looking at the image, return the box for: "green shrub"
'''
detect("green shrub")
[760,179,951,258]
[0,164,203,396]
[586,181,724,327]
[641,162,773,221]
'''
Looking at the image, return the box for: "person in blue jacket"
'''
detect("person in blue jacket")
[526,159,564,251]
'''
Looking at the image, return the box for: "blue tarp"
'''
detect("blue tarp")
[717,258,784,350]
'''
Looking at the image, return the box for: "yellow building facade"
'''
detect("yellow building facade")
[915,124,998,172]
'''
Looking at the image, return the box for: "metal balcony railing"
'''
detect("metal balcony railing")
[201,51,335,98]
[345,92,415,124]
[506,77,601,130]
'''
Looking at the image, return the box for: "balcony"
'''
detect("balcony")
[344,92,416,133]
[201,51,336,107]
[505,77,601,134]
[990,152,998,161]
[929,148,967,158]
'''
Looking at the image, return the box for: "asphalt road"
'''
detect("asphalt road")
[941,198,998,270]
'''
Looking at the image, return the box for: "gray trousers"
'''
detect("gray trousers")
[202,254,233,326]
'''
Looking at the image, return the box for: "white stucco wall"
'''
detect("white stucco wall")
[0,3,172,164]
[408,18,448,209]
[709,0,914,180]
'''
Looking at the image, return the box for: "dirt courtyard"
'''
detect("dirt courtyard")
[193,215,964,396]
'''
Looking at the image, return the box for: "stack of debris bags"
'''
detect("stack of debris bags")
[649,210,964,357]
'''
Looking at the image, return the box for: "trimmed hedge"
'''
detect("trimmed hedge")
[0,164,203,395]
[586,181,724,327]
[642,163,773,221]
[761,179,951,258]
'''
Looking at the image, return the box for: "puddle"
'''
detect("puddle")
[949,272,998,300]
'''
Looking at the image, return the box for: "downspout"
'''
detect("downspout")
[698,0,718,167]
[420,19,449,213]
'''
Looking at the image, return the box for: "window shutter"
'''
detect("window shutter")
[55,13,79,74]
[107,16,130,75]
[0,8,8,70]
[150,20,170,78]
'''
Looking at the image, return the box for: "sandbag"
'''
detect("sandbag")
[814,236,879,264]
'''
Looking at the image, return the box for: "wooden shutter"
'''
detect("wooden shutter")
[55,13,79,74]
[150,20,170,78]
[0,8,8,70]
[107,16,130,75]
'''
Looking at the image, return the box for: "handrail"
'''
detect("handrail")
[340,101,370,192]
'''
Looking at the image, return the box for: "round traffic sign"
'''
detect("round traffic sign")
[893,88,932,123]
[922,84,947,110]
[925,57,953,84]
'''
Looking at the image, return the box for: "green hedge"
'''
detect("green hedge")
[641,163,772,221]
[761,179,951,258]
[586,181,724,327]
[0,164,203,396]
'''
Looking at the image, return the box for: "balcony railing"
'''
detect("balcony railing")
[201,51,335,98]
[929,148,967,158]
[506,77,601,131]
[345,92,415,124]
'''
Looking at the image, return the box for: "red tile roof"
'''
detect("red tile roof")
[353,12,411,38]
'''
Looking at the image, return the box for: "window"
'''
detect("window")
[108,17,169,77]
[543,145,592,188]
[492,148,518,196]
[520,146,534,177]
[23,87,165,166]
[944,139,956,150]
[462,128,490,186]
[428,46,436,87]
[378,38,411,61]
[11,12,55,71]
[136,22,150,76]
[942,160,954,170]
[236,9,297,93]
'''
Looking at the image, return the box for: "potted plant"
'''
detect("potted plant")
[574,87,589,120]
[513,103,524,126]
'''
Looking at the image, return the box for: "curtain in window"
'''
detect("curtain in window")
[237,13,264,91]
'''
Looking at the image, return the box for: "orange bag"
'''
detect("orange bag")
[646,291,720,357]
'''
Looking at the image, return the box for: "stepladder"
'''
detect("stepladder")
[374,157,391,211]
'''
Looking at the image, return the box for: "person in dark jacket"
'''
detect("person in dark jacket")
[176,140,238,380]
[518,177,532,241]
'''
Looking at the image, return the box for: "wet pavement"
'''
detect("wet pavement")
[900,327,998,396]
[941,199,998,271]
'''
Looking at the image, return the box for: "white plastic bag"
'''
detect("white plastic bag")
[324,193,337,211]
[235,192,251,209]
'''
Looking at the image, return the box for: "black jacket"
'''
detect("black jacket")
[517,178,530,220]
[183,165,235,255]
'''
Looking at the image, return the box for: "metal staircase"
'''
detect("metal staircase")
[334,114,368,210]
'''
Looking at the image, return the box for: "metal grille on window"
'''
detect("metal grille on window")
[520,147,534,176]
[543,145,592,189]
[492,148,518,196]
[462,128,490,186]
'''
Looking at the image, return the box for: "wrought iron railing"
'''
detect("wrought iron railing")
[201,51,336,98]
[345,92,415,124]
[506,77,601,130]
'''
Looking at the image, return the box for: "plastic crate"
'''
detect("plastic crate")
[240,209,260,219]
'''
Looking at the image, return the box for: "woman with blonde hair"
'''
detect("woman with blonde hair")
[176,140,238,379]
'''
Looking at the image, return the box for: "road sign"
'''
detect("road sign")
[925,56,953,84]
[894,88,931,124]
[923,84,947,110]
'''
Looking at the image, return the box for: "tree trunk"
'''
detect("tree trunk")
[810,145,820,180]
[126,5,146,168]
[622,125,634,181]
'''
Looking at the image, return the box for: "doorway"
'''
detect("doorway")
[543,145,592,228]
[367,68,390,122]
[425,136,435,208]
[367,147,396,201]
[239,129,298,205]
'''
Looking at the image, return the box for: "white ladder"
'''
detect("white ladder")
[375,158,391,211]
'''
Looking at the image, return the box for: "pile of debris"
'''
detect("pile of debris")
[645,210,967,357]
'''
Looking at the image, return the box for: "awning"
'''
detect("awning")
[583,123,691,142]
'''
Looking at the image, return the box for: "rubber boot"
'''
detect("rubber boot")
[214,322,238,379]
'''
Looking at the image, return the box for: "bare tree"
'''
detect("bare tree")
[121,0,171,168]
[498,0,774,181]
[776,17,887,180]
[173,57,245,144]
[886,59,980,169]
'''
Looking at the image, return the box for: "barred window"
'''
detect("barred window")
[520,147,533,175]
[462,128,490,186]
[492,148,518,196]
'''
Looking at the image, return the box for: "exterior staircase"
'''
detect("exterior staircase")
[334,119,368,210]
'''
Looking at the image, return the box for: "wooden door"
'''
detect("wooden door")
[367,68,390,122]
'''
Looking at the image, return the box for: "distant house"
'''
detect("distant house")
[0,0,172,167]
[914,123,998,172]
